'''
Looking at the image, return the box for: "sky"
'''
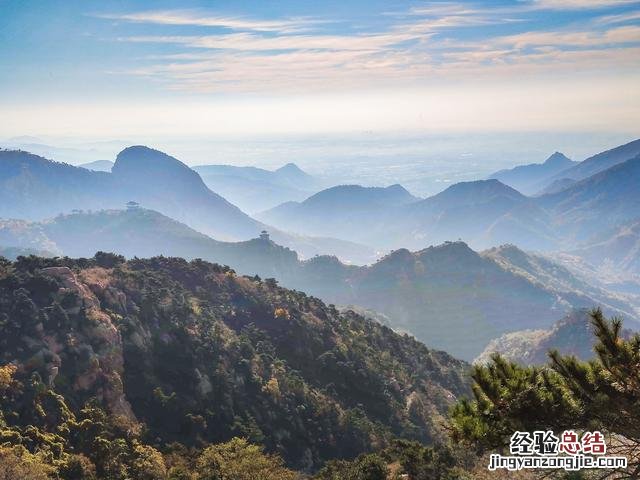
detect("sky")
[1,0,639,139]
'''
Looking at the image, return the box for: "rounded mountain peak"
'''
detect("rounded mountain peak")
[112,146,203,183]
[114,146,187,171]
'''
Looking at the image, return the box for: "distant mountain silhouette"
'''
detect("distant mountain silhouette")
[0,209,300,278]
[3,207,635,360]
[539,154,640,241]
[257,142,640,254]
[537,177,576,195]
[0,150,111,220]
[109,146,264,241]
[3,140,638,262]
[489,152,576,194]
[78,159,114,172]
[539,138,640,191]
[258,184,419,245]
[285,242,638,360]
[394,180,558,250]
[0,148,374,262]
[475,308,635,365]
[570,219,640,276]
[260,179,561,251]
[193,162,324,213]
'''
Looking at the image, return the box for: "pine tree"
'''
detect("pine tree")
[451,309,640,477]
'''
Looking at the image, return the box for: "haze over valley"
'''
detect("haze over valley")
[2,137,640,360]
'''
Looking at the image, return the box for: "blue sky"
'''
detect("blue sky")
[1,0,639,137]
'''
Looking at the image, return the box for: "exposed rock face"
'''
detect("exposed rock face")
[39,266,134,420]
[474,308,636,365]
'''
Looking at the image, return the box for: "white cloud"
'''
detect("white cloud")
[118,18,640,94]
[491,25,640,48]
[595,10,640,24]
[527,0,638,10]
[96,10,322,33]
[123,31,422,52]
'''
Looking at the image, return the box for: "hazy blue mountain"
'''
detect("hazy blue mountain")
[0,150,112,220]
[539,154,640,241]
[0,147,260,241]
[282,242,638,360]
[0,208,378,277]
[78,159,114,171]
[0,209,301,278]
[3,206,634,360]
[0,148,375,263]
[193,162,324,213]
[570,219,640,276]
[482,244,637,316]
[110,146,264,241]
[257,184,419,246]
[489,152,576,194]
[258,142,640,254]
[537,177,576,195]
[398,180,559,251]
[539,138,640,190]
[259,179,558,252]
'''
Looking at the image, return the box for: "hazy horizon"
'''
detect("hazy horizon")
[2,0,639,142]
[2,130,637,196]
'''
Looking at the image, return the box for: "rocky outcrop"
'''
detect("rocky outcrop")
[39,266,134,420]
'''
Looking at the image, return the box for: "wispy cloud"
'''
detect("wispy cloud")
[491,25,640,48]
[527,0,639,10]
[123,31,422,52]
[96,10,322,33]
[100,3,640,94]
[595,10,640,24]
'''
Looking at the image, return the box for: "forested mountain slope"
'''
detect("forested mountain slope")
[0,254,469,471]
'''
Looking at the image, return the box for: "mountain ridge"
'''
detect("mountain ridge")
[489,151,576,194]
[539,137,640,190]
[0,148,376,263]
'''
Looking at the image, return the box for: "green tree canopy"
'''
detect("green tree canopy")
[451,308,640,477]
[195,437,297,480]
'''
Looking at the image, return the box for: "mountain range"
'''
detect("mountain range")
[0,147,375,264]
[0,209,302,279]
[538,154,640,243]
[2,138,640,362]
[488,151,576,195]
[257,184,418,245]
[538,137,640,191]
[4,138,639,262]
[259,140,640,254]
[283,242,638,360]
[193,162,325,213]
[4,207,635,361]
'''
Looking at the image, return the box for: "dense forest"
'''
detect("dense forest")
[0,253,469,478]
[1,253,639,478]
